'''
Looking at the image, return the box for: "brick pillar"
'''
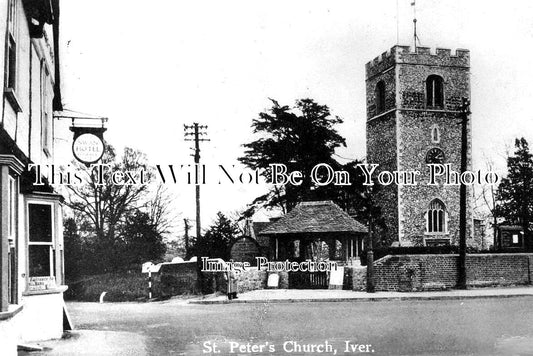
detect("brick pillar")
[0,166,9,311]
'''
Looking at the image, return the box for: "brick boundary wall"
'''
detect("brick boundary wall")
[350,254,533,292]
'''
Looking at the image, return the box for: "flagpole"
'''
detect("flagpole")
[412,0,418,50]
[396,0,400,45]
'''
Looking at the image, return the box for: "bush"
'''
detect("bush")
[65,271,149,302]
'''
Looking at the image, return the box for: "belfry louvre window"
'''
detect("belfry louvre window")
[426,199,446,233]
[28,203,55,277]
[375,81,386,113]
[426,75,444,108]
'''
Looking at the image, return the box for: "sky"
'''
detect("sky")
[55,0,533,237]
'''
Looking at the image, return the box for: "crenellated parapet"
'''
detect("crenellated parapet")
[366,45,470,79]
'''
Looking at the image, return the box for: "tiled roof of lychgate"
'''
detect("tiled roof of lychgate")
[252,222,271,236]
[259,201,367,235]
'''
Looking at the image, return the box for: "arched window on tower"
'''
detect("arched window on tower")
[431,125,440,143]
[426,199,447,233]
[426,75,444,108]
[375,81,386,113]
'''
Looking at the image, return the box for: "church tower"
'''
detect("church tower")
[365,46,473,247]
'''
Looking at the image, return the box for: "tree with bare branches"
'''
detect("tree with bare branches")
[473,157,500,248]
[63,145,175,272]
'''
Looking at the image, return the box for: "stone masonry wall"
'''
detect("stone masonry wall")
[397,110,474,246]
[366,112,398,246]
[365,45,472,247]
[348,266,367,292]
[234,269,289,293]
[352,254,533,292]
[366,64,396,118]
[396,48,472,246]
[235,268,267,293]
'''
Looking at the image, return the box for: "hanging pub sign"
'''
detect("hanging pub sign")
[70,126,107,165]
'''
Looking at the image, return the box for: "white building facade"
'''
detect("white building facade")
[0,0,66,354]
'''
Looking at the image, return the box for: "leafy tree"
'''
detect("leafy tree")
[238,98,382,233]
[63,217,83,281]
[313,160,381,220]
[164,238,187,261]
[473,157,500,249]
[239,98,346,215]
[496,137,533,249]
[191,212,240,260]
[120,210,167,266]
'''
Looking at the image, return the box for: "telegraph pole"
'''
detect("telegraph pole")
[183,218,190,259]
[366,213,375,293]
[184,123,209,242]
[458,97,471,289]
[184,123,209,292]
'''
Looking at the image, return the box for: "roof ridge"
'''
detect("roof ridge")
[259,200,368,235]
[297,200,334,206]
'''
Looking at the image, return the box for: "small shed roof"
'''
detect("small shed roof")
[259,200,367,236]
[499,225,523,231]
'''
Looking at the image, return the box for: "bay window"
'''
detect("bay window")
[28,203,55,279]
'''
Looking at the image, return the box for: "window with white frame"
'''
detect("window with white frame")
[426,199,447,233]
[28,203,55,278]
[5,0,17,91]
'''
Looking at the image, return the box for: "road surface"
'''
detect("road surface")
[56,296,533,355]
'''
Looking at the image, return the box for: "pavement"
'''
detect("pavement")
[19,330,148,356]
[189,285,533,304]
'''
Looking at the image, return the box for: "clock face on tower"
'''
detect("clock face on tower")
[426,147,445,164]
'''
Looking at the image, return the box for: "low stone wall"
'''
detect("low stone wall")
[158,262,200,296]
[347,266,367,291]
[204,268,289,294]
[352,253,533,292]
[235,268,289,292]
[235,268,267,293]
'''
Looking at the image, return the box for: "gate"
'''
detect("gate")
[288,270,329,289]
